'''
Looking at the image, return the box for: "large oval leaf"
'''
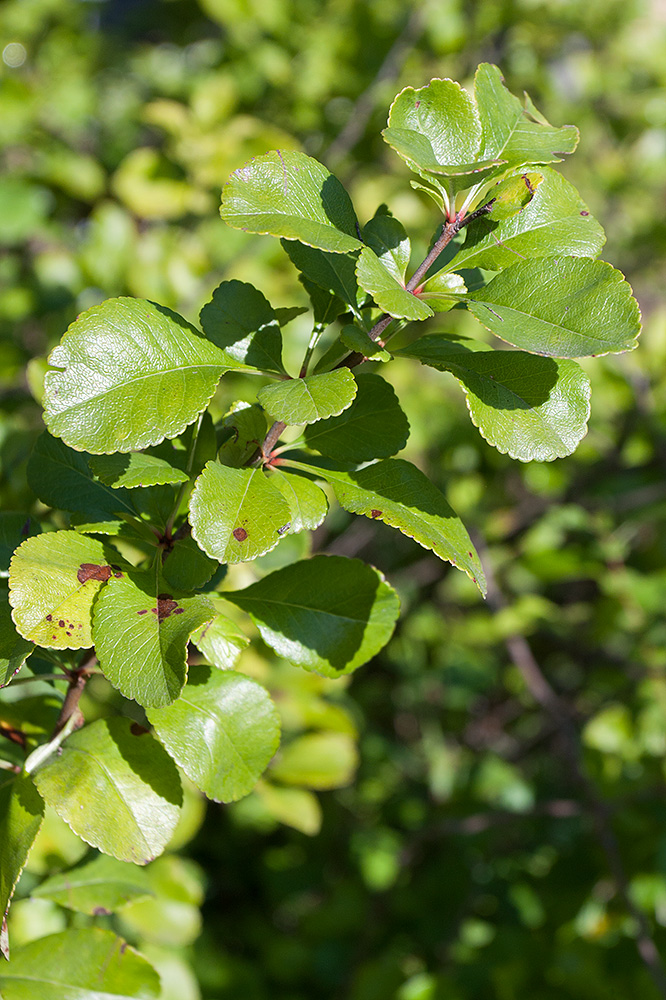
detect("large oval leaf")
[224,555,400,678]
[258,370,357,425]
[0,928,160,1000]
[468,257,641,357]
[220,150,362,254]
[147,665,281,803]
[189,463,291,564]
[31,853,152,915]
[93,571,215,708]
[0,774,43,959]
[32,717,182,864]
[43,298,233,454]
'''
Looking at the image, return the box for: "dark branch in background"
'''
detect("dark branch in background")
[325,5,427,168]
[475,534,666,999]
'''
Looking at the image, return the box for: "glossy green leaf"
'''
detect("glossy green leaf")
[161,536,219,592]
[417,270,467,312]
[268,468,328,532]
[290,457,486,593]
[225,555,400,678]
[0,928,160,999]
[43,297,233,454]
[258,369,357,424]
[32,718,182,863]
[220,150,362,253]
[255,781,322,835]
[303,373,409,462]
[270,732,358,789]
[362,213,411,284]
[9,531,123,649]
[446,168,605,271]
[192,614,249,670]
[31,854,152,915]
[398,334,591,461]
[0,774,43,957]
[468,257,641,357]
[475,62,579,165]
[199,279,286,374]
[356,247,433,321]
[217,402,267,468]
[189,463,291,564]
[383,78,483,174]
[93,571,215,707]
[89,453,188,489]
[486,172,543,221]
[339,324,391,361]
[0,602,34,687]
[281,240,361,307]
[148,665,281,803]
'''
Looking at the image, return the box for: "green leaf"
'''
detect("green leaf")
[356,247,433,321]
[268,468,328,532]
[192,614,249,670]
[299,276,347,327]
[0,514,40,575]
[290,457,486,593]
[31,853,152,915]
[417,270,467,313]
[0,928,160,999]
[281,240,361,307]
[88,453,189,489]
[32,718,182,863]
[275,305,308,326]
[254,782,322,835]
[27,432,138,522]
[93,571,215,707]
[362,213,411,284]
[258,370,357,425]
[397,334,591,461]
[0,601,34,687]
[475,63,579,165]
[161,536,219,592]
[383,78,484,174]
[468,257,641,357]
[217,402,268,468]
[9,531,124,649]
[486,172,543,221]
[148,665,281,803]
[43,298,233,454]
[224,555,400,678]
[189,463,292,564]
[303,373,409,463]
[199,279,286,375]
[339,324,391,361]
[270,732,358,789]
[220,150,362,253]
[446,168,605,271]
[115,854,203,948]
[0,774,43,957]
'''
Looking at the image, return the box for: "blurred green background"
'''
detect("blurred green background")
[2,0,666,997]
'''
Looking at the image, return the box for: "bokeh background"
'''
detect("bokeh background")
[2,0,666,997]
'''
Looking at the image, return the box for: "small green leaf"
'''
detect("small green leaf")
[303,373,409,463]
[88,453,189,489]
[217,402,268,468]
[93,571,215,707]
[398,334,591,461]
[362,214,411,284]
[486,172,543,220]
[270,732,358,789]
[275,305,308,326]
[0,602,34,687]
[254,782,322,835]
[225,555,400,678]
[290,457,486,593]
[356,247,434,321]
[268,469,328,532]
[221,150,362,253]
[189,463,292,564]
[475,63,579,165]
[383,78,483,174]
[446,168,605,271]
[32,718,182,863]
[299,276,347,327]
[43,298,234,454]
[258,370,357,425]
[147,665,281,803]
[192,614,249,670]
[0,928,160,999]
[199,280,286,375]
[417,270,467,313]
[0,774,43,958]
[31,854,152,915]
[161,536,219,592]
[468,257,641,357]
[282,240,361,307]
[9,531,124,649]
[340,324,391,361]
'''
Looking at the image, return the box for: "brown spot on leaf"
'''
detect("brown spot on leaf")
[173,608,184,614]
[58,620,65,628]
[580,210,589,216]
[77,563,112,584]
[522,173,535,195]
[137,609,148,615]
[370,510,382,518]
[153,594,179,621]
[92,906,112,916]
[277,523,291,536]
[111,565,123,578]
[233,527,248,542]
[130,722,149,736]
[45,615,52,622]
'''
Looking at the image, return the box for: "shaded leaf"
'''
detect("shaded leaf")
[0,514,40,575]
[32,718,182,863]
[362,214,411,284]
[0,602,34,687]
[161,536,219,592]
[199,279,286,375]
[258,370,357,425]
[255,781,322,835]
[282,240,361,307]
[221,150,362,253]
[299,276,347,327]
[225,555,400,678]
[89,453,188,489]
[340,324,391,361]
[0,774,43,958]
[31,854,152,915]
[217,402,267,468]
[356,247,433,321]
